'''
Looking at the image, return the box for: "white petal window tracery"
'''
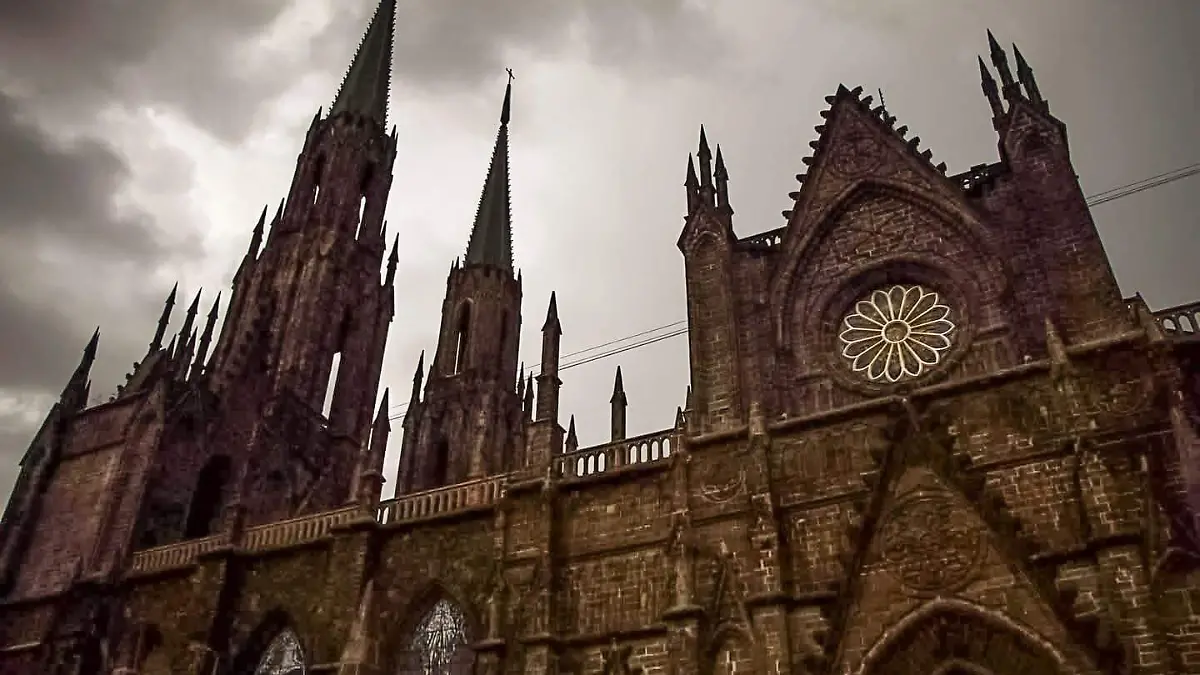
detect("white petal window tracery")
[838,285,956,383]
[253,628,306,675]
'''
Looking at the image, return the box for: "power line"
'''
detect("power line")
[386,161,1199,422]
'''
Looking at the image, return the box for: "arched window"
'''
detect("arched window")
[712,637,752,674]
[430,439,450,488]
[452,304,471,375]
[498,310,510,355]
[312,155,326,205]
[254,628,306,675]
[356,163,374,239]
[399,599,472,674]
[184,455,232,538]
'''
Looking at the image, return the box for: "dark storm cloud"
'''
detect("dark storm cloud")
[0,89,182,394]
[0,93,161,257]
[0,0,293,141]
[311,0,726,93]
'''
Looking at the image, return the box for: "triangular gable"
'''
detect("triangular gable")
[816,402,1123,674]
[764,85,1008,349]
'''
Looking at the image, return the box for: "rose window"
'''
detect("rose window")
[838,285,955,383]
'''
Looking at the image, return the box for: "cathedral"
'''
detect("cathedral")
[2,0,1200,673]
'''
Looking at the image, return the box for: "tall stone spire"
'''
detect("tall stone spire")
[464,74,514,272]
[329,0,396,126]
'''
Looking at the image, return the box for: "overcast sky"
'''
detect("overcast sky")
[1,0,1197,506]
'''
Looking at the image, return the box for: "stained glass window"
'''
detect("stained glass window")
[254,628,306,675]
[401,599,473,674]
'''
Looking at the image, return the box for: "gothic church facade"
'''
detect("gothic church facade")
[1,1,1199,673]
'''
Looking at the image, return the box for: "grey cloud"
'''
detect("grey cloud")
[0,88,184,460]
[0,93,163,258]
[309,0,726,93]
[0,0,293,142]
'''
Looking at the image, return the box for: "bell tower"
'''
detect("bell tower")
[197,0,400,522]
[397,78,525,493]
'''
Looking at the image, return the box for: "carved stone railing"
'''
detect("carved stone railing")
[241,504,359,552]
[1155,301,1200,336]
[738,227,785,251]
[557,427,676,480]
[127,534,224,575]
[126,505,359,576]
[376,474,506,525]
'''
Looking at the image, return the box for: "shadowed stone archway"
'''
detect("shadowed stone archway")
[857,599,1071,675]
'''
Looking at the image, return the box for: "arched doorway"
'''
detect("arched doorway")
[859,602,1068,675]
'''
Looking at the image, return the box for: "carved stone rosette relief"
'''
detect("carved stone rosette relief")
[828,128,883,178]
[879,493,986,596]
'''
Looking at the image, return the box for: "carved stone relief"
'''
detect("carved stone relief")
[879,493,986,596]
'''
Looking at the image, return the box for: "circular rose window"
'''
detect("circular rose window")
[838,285,956,383]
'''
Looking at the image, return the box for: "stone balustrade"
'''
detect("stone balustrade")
[1154,300,1200,335]
[376,474,506,525]
[127,505,360,576]
[241,505,359,552]
[125,428,680,578]
[557,427,676,479]
[128,534,224,576]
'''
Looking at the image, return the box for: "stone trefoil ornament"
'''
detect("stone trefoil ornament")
[839,284,955,383]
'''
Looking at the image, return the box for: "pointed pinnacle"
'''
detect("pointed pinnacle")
[611,366,627,405]
[685,153,698,187]
[330,0,396,126]
[986,29,1003,56]
[698,125,711,159]
[414,350,425,381]
[978,56,996,85]
[542,292,561,333]
[207,293,221,319]
[567,414,577,439]
[1012,44,1030,73]
[185,291,201,316]
[386,234,400,285]
[714,145,728,180]
[377,389,390,420]
[84,327,100,362]
[248,205,267,255]
[165,282,179,308]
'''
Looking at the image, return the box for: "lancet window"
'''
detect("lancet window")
[253,628,306,675]
[399,598,473,674]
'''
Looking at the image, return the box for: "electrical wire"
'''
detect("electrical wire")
[386,161,1199,422]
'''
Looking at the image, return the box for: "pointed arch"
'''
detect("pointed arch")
[453,301,472,374]
[769,177,1009,352]
[391,583,479,675]
[184,454,232,538]
[230,609,308,675]
[706,624,759,675]
[854,598,1071,675]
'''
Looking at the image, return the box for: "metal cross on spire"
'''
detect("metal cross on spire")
[506,68,515,83]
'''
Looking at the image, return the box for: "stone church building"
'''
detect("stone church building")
[1,1,1199,673]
